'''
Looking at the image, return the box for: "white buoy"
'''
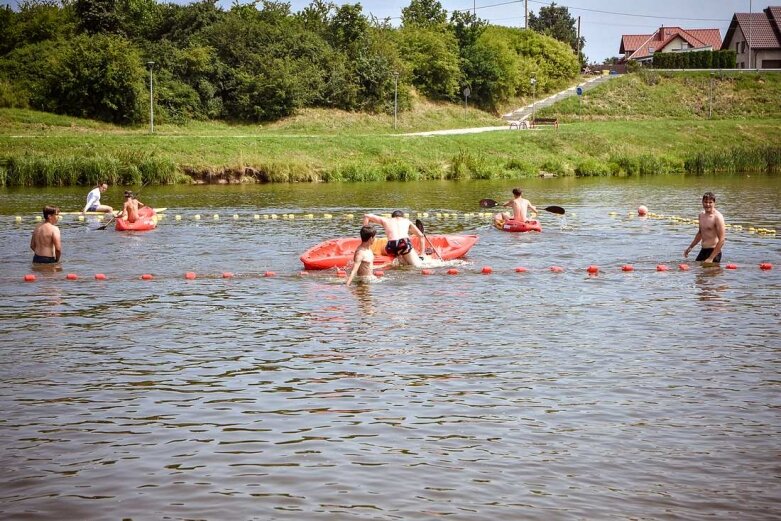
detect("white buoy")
[213,214,219,220]
[194,214,201,220]
[233,214,239,220]
[254,214,260,220]
[175,215,182,220]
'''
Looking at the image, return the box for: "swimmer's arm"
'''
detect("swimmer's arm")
[345,250,364,286]
[363,214,383,226]
[684,230,702,258]
[53,227,62,261]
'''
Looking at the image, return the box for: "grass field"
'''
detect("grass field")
[1,71,780,186]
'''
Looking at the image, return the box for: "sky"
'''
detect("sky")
[279,0,755,63]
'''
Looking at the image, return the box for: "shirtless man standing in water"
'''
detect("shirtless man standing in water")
[363,211,425,267]
[494,188,538,224]
[346,225,377,286]
[30,205,62,264]
[684,191,726,264]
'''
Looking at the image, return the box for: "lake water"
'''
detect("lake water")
[1,176,779,520]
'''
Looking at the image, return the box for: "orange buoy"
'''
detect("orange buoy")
[725,263,738,270]
[94,273,107,280]
[185,271,196,280]
[656,264,670,272]
[66,273,78,280]
[515,267,528,273]
[550,266,564,273]
[638,205,648,216]
[421,269,433,275]
[141,274,154,280]
[678,263,690,271]
[264,271,276,277]
[621,264,634,272]
[759,262,773,270]
[223,272,234,278]
[374,270,384,277]
[586,265,599,274]
[447,268,459,275]
[481,266,493,274]
[24,274,36,282]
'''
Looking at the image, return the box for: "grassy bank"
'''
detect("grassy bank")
[1,72,780,186]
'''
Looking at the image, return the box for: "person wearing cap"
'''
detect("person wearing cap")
[116,190,147,224]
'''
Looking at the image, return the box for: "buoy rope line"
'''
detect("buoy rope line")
[4,210,780,236]
[18,262,775,283]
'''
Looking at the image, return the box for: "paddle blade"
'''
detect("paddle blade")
[544,205,565,215]
[414,219,425,233]
[479,199,499,208]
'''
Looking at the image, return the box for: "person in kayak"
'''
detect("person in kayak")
[30,205,62,264]
[684,191,726,264]
[346,225,377,286]
[493,188,538,224]
[82,182,113,214]
[116,191,147,223]
[363,210,425,267]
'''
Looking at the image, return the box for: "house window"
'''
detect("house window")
[761,59,781,68]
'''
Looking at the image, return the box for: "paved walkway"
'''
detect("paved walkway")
[405,74,618,136]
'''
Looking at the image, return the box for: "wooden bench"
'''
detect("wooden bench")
[530,118,559,129]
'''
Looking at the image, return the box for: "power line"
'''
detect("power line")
[526,0,731,22]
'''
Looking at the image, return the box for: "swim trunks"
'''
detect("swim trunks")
[696,247,722,263]
[385,238,413,256]
[33,254,57,264]
[87,205,99,212]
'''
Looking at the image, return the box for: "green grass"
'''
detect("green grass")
[1,71,780,186]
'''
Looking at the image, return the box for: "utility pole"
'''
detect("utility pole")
[473,0,476,16]
[749,0,753,68]
[147,61,154,134]
[525,0,528,29]
[577,16,581,66]
[393,72,399,130]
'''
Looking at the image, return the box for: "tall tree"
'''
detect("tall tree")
[528,2,584,58]
[401,0,446,29]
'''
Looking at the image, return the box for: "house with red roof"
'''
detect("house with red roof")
[722,6,781,69]
[619,26,722,64]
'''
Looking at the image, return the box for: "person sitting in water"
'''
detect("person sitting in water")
[494,187,538,224]
[82,182,113,214]
[684,191,726,264]
[116,190,147,223]
[30,205,62,264]
[363,210,425,267]
[346,225,377,286]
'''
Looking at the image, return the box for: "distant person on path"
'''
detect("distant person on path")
[346,225,377,286]
[363,211,425,267]
[30,205,61,264]
[116,191,147,223]
[684,191,725,264]
[494,188,538,224]
[82,182,113,214]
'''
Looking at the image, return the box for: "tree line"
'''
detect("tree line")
[0,0,579,125]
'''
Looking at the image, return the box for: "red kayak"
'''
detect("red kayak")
[493,218,542,233]
[115,206,157,232]
[300,234,479,270]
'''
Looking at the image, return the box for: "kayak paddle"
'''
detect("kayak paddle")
[415,219,443,261]
[479,198,565,215]
[97,212,118,230]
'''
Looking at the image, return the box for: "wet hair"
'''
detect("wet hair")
[124,190,134,198]
[512,188,523,197]
[391,210,404,218]
[702,191,716,202]
[360,225,376,242]
[43,205,59,219]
